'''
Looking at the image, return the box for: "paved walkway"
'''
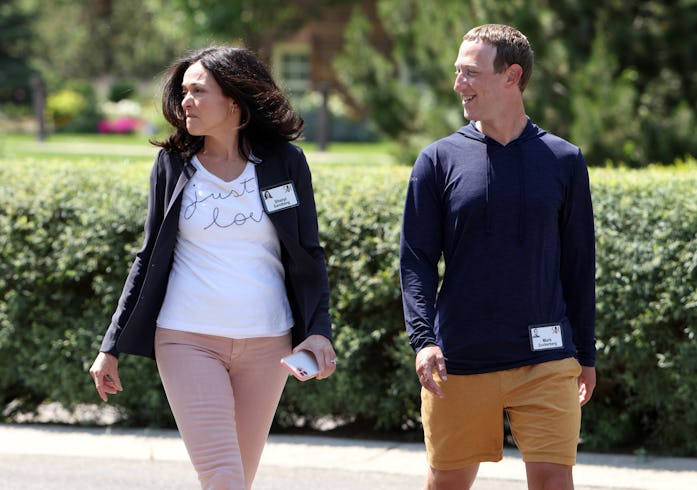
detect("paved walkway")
[1,424,696,489]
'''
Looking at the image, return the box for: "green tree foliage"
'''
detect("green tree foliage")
[334,0,464,162]
[10,0,697,163]
[170,0,352,57]
[0,1,37,102]
[569,19,642,165]
[21,0,354,103]
[333,11,421,141]
[336,0,697,166]
[25,0,191,81]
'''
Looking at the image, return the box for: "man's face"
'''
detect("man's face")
[453,40,507,123]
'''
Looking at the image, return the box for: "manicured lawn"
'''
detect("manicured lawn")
[3,133,149,145]
[1,133,398,166]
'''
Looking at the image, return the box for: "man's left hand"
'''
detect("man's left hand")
[578,365,596,406]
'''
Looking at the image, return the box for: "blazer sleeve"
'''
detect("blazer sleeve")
[99,151,167,357]
[292,148,332,341]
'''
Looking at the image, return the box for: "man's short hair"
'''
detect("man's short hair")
[463,24,534,92]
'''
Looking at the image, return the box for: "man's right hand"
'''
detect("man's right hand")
[415,344,448,398]
[89,352,123,402]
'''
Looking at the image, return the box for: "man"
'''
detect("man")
[399,24,596,490]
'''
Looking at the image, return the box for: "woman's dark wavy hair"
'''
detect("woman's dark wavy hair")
[153,46,304,160]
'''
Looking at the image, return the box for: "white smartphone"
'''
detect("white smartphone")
[281,350,319,381]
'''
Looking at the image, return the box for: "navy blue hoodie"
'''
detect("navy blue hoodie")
[400,119,596,374]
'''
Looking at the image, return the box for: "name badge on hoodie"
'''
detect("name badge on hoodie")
[529,323,564,351]
[261,182,299,213]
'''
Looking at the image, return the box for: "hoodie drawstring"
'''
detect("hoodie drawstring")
[485,153,493,235]
[516,145,526,245]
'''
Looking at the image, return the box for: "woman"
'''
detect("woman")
[89,46,336,490]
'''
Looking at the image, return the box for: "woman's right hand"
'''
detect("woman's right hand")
[292,334,337,380]
[89,352,123,402]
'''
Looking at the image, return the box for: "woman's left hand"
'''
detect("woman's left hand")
[293,334,337,379]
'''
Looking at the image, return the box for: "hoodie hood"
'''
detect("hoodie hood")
[457,117,547,145]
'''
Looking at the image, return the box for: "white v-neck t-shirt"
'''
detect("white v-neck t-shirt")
[157,155,293,338]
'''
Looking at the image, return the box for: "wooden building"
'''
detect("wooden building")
[260,1,389,101]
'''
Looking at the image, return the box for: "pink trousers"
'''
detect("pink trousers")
[155,327,291,490]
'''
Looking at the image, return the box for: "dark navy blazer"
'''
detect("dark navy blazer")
[100,142,332,359]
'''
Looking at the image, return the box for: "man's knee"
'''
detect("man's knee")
[426,465,478,490]
[525,462,573,490]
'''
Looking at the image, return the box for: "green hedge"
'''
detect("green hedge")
[584,164,697,455]
[0,159,173,426]
[1,157,696,456]
[279,166,419,432]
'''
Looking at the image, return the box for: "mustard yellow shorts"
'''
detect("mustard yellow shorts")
[421,358,582,470]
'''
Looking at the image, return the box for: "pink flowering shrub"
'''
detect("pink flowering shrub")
[97,116,141,134]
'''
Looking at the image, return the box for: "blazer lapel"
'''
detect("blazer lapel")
[253,153,297,240]
[165,159,196,216]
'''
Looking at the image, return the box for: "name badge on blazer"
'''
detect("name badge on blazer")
[260,181,299,213]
